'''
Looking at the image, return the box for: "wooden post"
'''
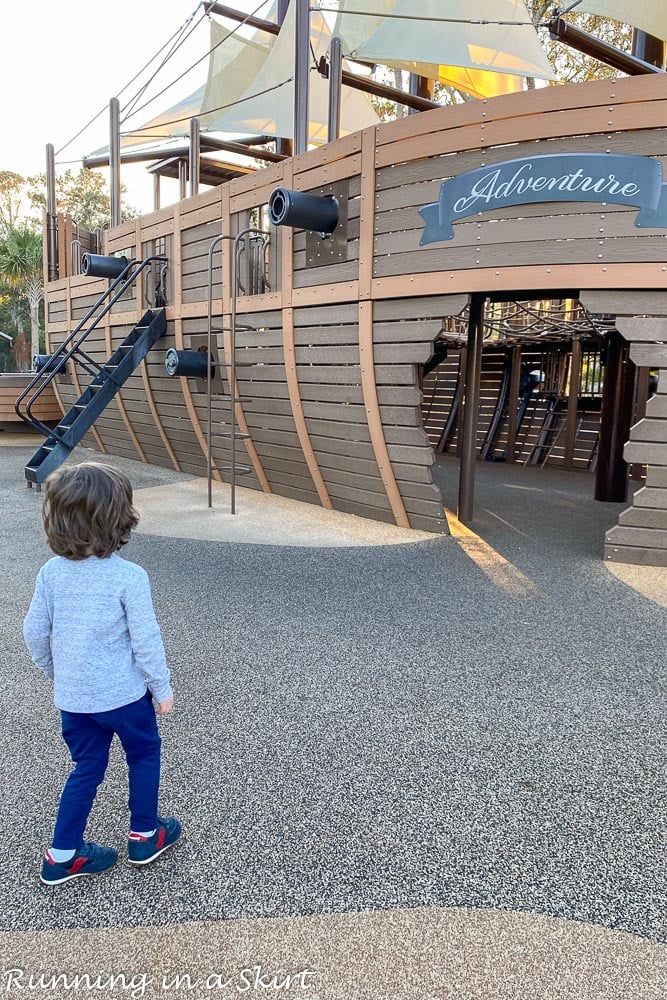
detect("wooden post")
[408,74,433,114]
[109,98,121,228]
[506,343,521,463]
[458,294,484,523]
[632,29,665,67]
[595,331,635,503]
[564,336,582,469]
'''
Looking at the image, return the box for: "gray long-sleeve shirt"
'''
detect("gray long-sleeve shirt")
[23,553,172,713]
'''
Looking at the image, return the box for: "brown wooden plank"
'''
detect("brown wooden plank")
[630,344,667,367]
[371,263,667,301]
[631,486,667,509]
[647,466,667,488]
[373,207,664,256]
[291,281,359,307]
[295,302,358,326]
[628,417,667,442]
[619,506,667,528]
[605,543,667,566]
[625,442,667,467]
[375,91,667,168]
[580,291,667,316]
[606,525,667,547]
[374,236,667,280]
[647,394,667,419]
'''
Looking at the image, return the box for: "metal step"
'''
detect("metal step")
[23,306,167,484]
[216,465,252,475]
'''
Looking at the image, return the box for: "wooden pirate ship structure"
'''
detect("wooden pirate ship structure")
[17,0,667,565]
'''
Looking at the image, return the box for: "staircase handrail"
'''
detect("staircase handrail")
[16,256,167,436]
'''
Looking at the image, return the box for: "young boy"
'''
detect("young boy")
[23,461,181,885]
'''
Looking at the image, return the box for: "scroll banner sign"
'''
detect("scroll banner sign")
[419,153,667,245]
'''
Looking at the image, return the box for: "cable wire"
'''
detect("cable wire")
[314,6,541,26]
[121,7,207,121]
[123,0,276,125]
[121,78,292,135]
[55,4,203,155]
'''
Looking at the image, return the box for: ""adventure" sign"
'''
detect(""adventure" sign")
[418,152,667,244]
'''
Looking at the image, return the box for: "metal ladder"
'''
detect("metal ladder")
[17,256,167,486]
[204,229,271,511]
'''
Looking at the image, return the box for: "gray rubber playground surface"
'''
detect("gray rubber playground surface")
[1,436,665,944]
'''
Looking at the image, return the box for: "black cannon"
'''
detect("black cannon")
[81,254,129,278]
[268,187,339,235]
[165,348,214,379]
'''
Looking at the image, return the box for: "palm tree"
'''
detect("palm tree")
[0,226,43,365]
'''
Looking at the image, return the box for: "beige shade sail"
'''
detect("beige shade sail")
[119,86,205,148]
[205,2,379,140]
[575,1,667,41]
[118,17,275,149]
[199,22,274,130]
[332,0,557,94]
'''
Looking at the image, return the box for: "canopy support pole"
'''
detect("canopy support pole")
[276,0,293,157]
[110,98,121,228]
[189,118,200,198]
[46,144,58,281]
[549,17,663,75]
[327,37,343,142]
[294,0,310,154]
[178,159,187,200]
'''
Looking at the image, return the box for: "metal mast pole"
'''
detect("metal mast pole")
[189,117,200,197]
[45,144,58,281]
[178,160,188,200]
[276,0,293,157]
[109,98,121,228]
[293,0,310,154]
[327,37,342,142]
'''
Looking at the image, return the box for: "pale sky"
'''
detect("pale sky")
[1,0,272,212]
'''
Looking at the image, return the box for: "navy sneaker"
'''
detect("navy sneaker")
[40,842,118,885]
[127,817,181,866]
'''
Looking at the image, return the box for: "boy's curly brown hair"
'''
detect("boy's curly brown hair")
[43,462,139,560]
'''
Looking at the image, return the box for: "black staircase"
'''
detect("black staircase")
[16,256,167,486]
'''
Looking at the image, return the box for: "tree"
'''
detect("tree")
[0,171,28,238]
[27,168,137,230]
[0,226,43,364]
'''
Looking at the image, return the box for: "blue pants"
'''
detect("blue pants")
[52,691,161,850]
